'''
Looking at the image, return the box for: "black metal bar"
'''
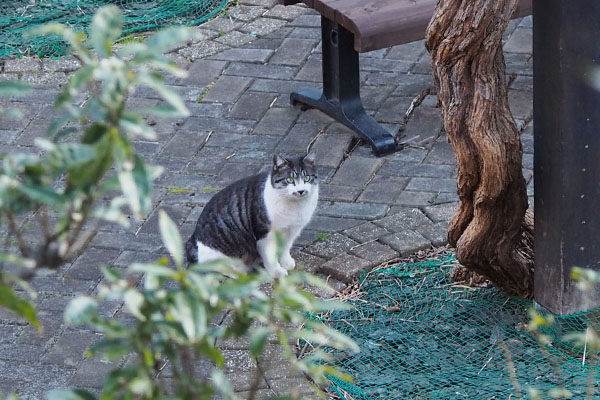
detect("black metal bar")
[290,17,399,156]
[533,0,600,314]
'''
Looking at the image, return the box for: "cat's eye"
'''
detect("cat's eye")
[286,177,294,184]
[304,175,311,182]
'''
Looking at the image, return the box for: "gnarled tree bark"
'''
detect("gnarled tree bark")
[425,0,534,297]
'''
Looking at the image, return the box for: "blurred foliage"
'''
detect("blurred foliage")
[0,6,358,399]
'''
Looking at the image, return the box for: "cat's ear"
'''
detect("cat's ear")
[302,152,316,167]
[273,154,287,169]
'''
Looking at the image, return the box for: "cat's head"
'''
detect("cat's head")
[270,153,318,199]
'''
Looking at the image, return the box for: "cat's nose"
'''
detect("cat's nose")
[296,190,306,196]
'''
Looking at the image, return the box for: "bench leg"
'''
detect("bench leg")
[290,17,399,156]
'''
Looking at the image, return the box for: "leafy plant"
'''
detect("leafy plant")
[0,5,191,326]
[0,5,358,399]
[50,212,357,400]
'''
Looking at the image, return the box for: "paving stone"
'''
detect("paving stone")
[379,230,431,255]
[319,253,373,282]
[217,162,263,185]
[181,116,255,134]
[3,57,41,73]
[393,190,436,207]
[374,208,432,232]
[200,75,253,104]
[375,96,413,123]
[386,40,426,61]
[91,232,164,253]
[238,17,288,36]
[212,48,274,63]
[179,40,229,60]
[228,6,269,22]
[318,202,388,220]
[304,233,358,259]
[401,105,444,146]
[240,0,277,6]
[290,250,326,274]
[319,184,360,202]
[206,132,279,151]
[159,130,207,158]
[276,123,323,152]
[423,202,458,223]
[358,175,409,204]
[215,30,256,47]
[343,222,390,243]
[68,358,118,388]
[288,26,321,40]
[307,215,363,233]
[433,191,460,204]
[503,27,532,54]
[42,330,101,366]
[253,106,299,136]
[350,241,399,265]
[180,59,227,87]
[405,177,457,193]
[310,129,353,168]
[229,92,277,120]
[250,77,318,94]
[331,156,383,187]
[224,61,297,80]
[269,38,317,66]
[289,13,320,27]
[66,248,120,281]
[508,89,533,120]
[202,15,243,33]
[415,221,449,247]
[294,53,322,82]
[379,161,455,178]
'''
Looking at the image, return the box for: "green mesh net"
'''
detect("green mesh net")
[0,0,229,58]
[322,255,600,399]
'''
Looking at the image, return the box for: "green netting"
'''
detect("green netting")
[322,255,600,399]
[0,0,229,58]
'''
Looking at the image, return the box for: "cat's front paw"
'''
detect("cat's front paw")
[265,262,288,279]
[280,253,296,271]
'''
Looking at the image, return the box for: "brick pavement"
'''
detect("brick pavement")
[0,1,534,398]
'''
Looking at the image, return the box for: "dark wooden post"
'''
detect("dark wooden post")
[534,0,600,314]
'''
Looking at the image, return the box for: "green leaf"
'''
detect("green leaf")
[36,139,96,169]
[118,154,152,219]
[93,197,130,227]
[210,369,236,400]
[66,65,95,93]
[64,296,98,326]
[28,24,93,64]
[16,183,64,209]
[138,72,189,117]
[90,5,124,58]
[197,338,225,367]
[47,389,97,400]
[0,80,32,96]
[119,112,157,140]
[129,262,178,278]
[159,210,184,267]
[89,338,132,359]
[249,326,273,358]
[170,291,207,342]
[0,285,40,330]
[144,26,191,54]
[123,289,146,321]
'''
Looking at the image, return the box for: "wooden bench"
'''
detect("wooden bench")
[279,0,532,156]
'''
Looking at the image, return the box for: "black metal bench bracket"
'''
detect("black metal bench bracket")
[290,17,399,156]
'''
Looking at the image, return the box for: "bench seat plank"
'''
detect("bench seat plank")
[280,0,532,52]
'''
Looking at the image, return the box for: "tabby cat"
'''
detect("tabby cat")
[185,153,318,278]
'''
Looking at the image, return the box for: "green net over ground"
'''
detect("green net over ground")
[0,0,229,58]
[322,255,600,399]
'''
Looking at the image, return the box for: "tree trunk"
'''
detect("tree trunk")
[425,0,534,297]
